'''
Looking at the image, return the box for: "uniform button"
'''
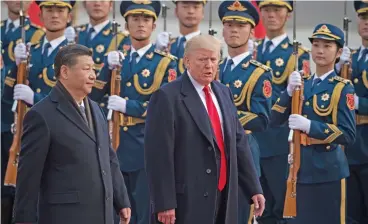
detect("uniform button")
[96,57,100,63]
[143,83,147,87]
[126,82,131,87]
[204,192,208,197]
[208,146,212,151]
[123,127,128,131]
[326,145,331,150]
[106,197,110,201]
[303,115,308,118]
[225,84,229,87]
[100,103,105,107]
[206,169,211,174]
[124,97,129,100]
[305,101,310,106]
[216,155,220,160]
[38,74,42,79]
[98,147,101,151]
[102,170,106,175]
[36,88,41,93]
[234,94,238,98]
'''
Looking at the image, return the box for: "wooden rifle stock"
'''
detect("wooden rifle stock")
[4,61,28,187]
[341,62,351,80]
[109,68,121,151]
[283,83,304,218]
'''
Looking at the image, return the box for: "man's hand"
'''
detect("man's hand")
[107,51,125,69]
[119,207,131,224]
[158,209,175,224]
[289,114,311,134]
[14,84,34,105]
[107,95,127,113]
[252,194,265,217]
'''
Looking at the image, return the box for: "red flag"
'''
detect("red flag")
[251,0,266,39]
[28,1,43,27]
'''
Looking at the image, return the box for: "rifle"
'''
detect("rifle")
[208,1,217,36]
[161,3,171,52]
[4,2,29,187]
[341,0,351,80]
[107,1,121,152]
[283,0,304,218]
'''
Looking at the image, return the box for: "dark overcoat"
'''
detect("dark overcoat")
[144,72,263,224]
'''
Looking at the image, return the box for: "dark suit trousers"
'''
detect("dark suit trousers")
[1,131,15,224]
[119,169,150,224]
[346,164,368,224]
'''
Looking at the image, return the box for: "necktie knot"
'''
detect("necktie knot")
[203,85,210,95]
[361,48,368,59]
[43,43,51,56]
[313,77,321,87]
[8,22,14,33]
[131,52,139,63]
[264,40,273,53]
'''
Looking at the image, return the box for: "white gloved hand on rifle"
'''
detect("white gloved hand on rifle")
[286,71,302,97]
[155,31,171,51]
[14,43,27,65]
[288,114,311,134]
[335,46,351,73]
[107,95,126,113]
[107,51,125,70]
[13,84,34,105]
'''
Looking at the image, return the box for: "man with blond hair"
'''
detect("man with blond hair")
[144,34,265,224]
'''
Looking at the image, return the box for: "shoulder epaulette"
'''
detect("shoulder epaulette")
[299,45,310,53]
[250,59,271,71]
[333,76,351,85]
[219,59,224,65]
[351,49,358,55]
[256,39,264,45]
[170,37,178,44]
[154,49,177,60]
[30,23,43,30]
[30,29,45,44]
[1,20,4,27]
[120,30,129,36]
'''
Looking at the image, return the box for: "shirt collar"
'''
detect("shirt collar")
[313,69,334,81]
[88,20,110,34]
[180,30,201,42]
[7,18,20,30]
[265,33,288,48]
[187,70,212,94]
[77,100,85,107]
[130,43,152,59]
[227,51,250,68]
[43,35,66,51]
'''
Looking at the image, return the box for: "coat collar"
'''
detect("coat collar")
[49,84,96,142]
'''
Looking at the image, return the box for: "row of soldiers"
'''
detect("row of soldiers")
[1,0,367,224]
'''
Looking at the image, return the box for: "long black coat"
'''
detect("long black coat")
[14,85,130,224]
[144,72,263,224]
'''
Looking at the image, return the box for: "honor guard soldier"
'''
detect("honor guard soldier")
[7,0,75,108]
[344,1,368,223]
[272,23,356,224]
[1,2,44,224]
[251,1,310,223]
[155,0,206,76]
[76,1,131,115]
[93,1,177,223]
[217,1,272,223]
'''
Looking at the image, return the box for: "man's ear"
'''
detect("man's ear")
[60,65,69,80]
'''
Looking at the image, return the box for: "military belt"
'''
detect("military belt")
[300,133,327,146]
[120,114,145,126]
[356,115,368,125]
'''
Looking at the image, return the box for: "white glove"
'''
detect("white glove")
[155,31,171,51]
[13,84,34,105]
[107,51,125,69]
[65,26,76,43]
[289,114,311,134]
[107,95,126,113]
[248,39,257,56]
[14,43,27,65]
[335,46,351,72]
[354,94,359,110]
[287,71,302,96]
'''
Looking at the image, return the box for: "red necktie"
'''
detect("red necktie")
[203,86,227,191]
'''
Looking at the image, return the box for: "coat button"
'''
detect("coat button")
[106,197,110,201]
[208,146,212,151]
[305,101,310,106]
[216,155,220,160]
[98,147,101,151]
[126,82,131,87]
[326,145,331,150]
[206,169,211,174]
[36,88,41,93]
[102,170,106,175]
[203,192,208,197]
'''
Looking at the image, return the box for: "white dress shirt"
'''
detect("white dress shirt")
[358,46,368,62]
[6,18,20,33]
[87,20,110,40]
[262,33,288,53]
[224,51,250,71]
[130,43,152,63]
[313,69,334,82]
[42,35,66,56]
[188,71,224,136]
[178,30,201,48]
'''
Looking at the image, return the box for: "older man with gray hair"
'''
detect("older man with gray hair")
[144,34,265,224]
